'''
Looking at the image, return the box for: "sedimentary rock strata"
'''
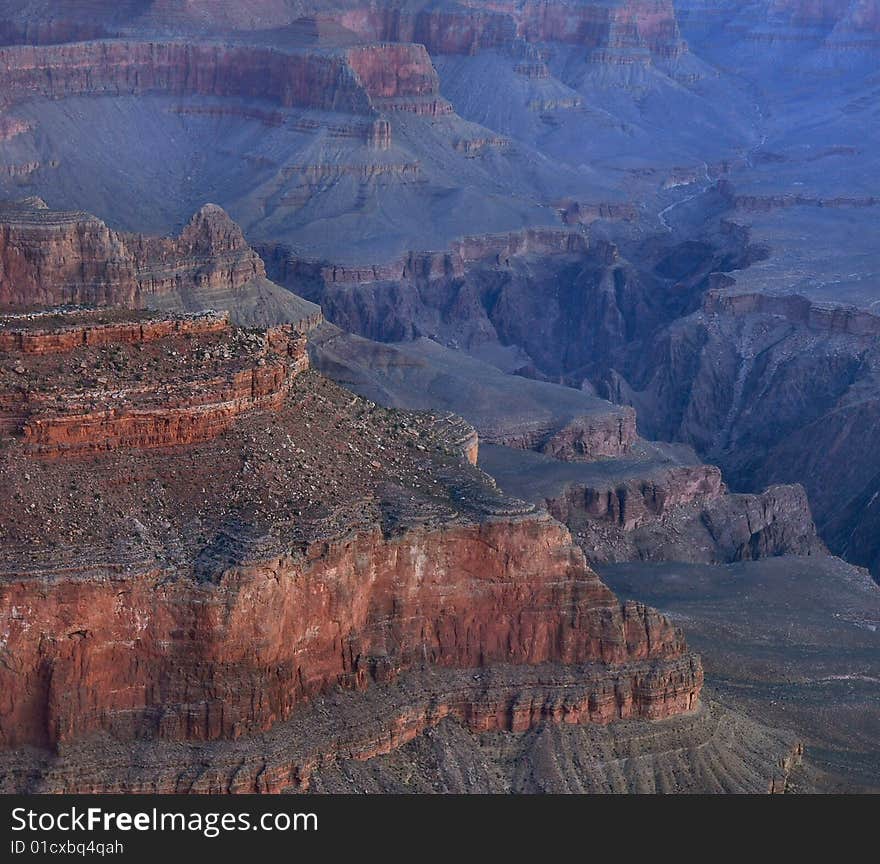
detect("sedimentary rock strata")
[478,442,825,565]
[0,0,872,795]
[320,0,688,62]
[7,680,795,795]
[0,309,702,789]
[0,40,445,116]
[0,309,307,456]
[0,201,260,307]
[0,199,321,328]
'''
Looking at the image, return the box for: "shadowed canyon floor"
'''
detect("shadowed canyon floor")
[599,557,880,792]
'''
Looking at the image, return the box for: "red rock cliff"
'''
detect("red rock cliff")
[0,310,309,456]
[332,0,686,60]
[0,517,699,749]
[0,201,264,309]
[0,313,702,772]
[0,38,450,117]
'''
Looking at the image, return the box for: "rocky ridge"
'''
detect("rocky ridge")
[0,308,703,789]
[0,199,321,328]
[0,309,308,456]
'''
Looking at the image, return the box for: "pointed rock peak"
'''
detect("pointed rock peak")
[181,203,249,252]
[19,196,50,211]
[194,202,228,218]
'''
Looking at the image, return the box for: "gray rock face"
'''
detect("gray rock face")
[609,294,880,579]
[478,443,825,566]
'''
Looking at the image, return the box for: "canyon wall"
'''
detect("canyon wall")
[0,0,689,63]
[0,518,699,749]
[261,228,591,289]
[0,41,370,114]
[331,0,686,60]
[0,310,703,791]
[552,470,824,564]
[601,277,880,578]
[259,228,630,353]
[702,288,880,337]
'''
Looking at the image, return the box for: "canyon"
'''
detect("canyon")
[0,306,709,791]
[0,0,878,793]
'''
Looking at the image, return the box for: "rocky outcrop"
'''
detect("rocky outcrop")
[0,200,322,329]
[547,463,724,530]
[0,310,308,456]
[494,407,637,460]
[10,672,801,796]
[345,42,453,115]
[699,483,825,561]
[479,442,825,565]
[559,200,640,225]
[0,310,702,789]
[0,0,689,67]
[0,201,263,308]
[307,324,640,468]
[0,308,228,354]
[264,227,590,286]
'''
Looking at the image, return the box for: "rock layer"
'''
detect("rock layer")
[0,518,698,750]
[0,200,322,328]
[0,201,262,308]
[0,310,702,788]
[0,38,448,116]
[0,309,308,456]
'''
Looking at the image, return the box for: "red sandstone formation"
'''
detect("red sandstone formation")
[330,0,686,61]
[0,199,322,330]
[345,42,453,115]
[0,0,689,66]
[0,310,701,787]
[0,310,308,456]
[0,41,369,114]
[0,39,449,119]
[0,201,262,309]
[0,517,698,749]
